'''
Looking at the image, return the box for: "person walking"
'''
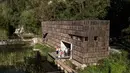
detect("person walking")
[56,47,59,54]
[58,49,61,58]
[65,48,68,56]
[61,50,64,57]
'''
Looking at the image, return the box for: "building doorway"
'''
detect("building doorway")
[43,33,48,42]
[61,41,72,59]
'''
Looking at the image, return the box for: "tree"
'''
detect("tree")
[19,10,40,34]
[37,0,110,20]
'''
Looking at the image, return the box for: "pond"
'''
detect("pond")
[0,43,63,73]
[0,66,25,73]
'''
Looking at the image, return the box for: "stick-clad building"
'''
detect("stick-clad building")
[42,20,109,64]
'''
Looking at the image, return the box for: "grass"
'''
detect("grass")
[0,46,34,66]
[34,43,55,56]
[78,50,130,73]
[0,43,57,73]
[0,28,8,40]
[34,43,55,63]
[0,43,55,66]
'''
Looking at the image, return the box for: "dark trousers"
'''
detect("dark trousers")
[56,51,58,54]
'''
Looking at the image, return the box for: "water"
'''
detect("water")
[0,44,62,73]
[0,67,25,73]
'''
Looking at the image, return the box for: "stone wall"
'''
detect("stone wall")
[42,20,109,64]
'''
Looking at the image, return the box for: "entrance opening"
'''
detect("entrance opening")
[61,41,72,59]
[43,33,48,38]
[43,33,48,42]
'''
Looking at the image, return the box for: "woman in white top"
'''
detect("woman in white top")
[65,48,68,56]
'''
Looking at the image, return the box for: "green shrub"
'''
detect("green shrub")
[0,28,8,40]
[34,43,55,56]
[79,50,129,73]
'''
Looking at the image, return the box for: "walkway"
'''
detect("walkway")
[0,39,25,45]
[48,52,77,73]
[48,52,70,60]
[55,60,77,73]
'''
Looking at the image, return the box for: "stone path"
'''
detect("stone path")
[48,52,77,73]
[0,39,24,45]
[48,52,70,60]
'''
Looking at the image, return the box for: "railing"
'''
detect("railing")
[0,39,25,45]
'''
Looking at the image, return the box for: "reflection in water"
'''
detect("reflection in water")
[24,52,60,73]
[0,66,25,73]
[0,44,62,73]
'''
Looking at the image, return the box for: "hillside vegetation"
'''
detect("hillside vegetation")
[0,28,8,39]
[0,0,130,73]
[0,0,109,35]
[79,50,130,73]
[0,0,130,40]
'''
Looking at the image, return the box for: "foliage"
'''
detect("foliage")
[79,51,130,73]
[37,0,109,20]
[0,43,57,73]
[34,43,55,56]
[0,0,41,35]
[19,10,39,33]
[0,0,129,39]
[0,0,109,35]
[34,43,55,63]
[0,2,12,30]
[21,44,56,73]
[0,45,34,65]
[0,28,8,39]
